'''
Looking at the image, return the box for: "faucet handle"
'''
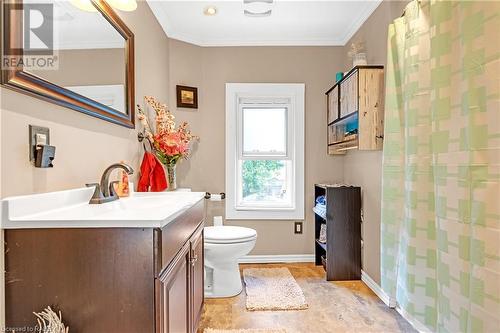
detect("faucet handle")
[86,182,100,190]
[86,183,104,204]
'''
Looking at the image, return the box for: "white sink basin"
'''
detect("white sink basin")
[1,187,205,229]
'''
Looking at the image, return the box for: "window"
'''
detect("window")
[226,83,305,220]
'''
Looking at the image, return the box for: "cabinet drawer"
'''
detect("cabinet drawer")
[158,199,205,275]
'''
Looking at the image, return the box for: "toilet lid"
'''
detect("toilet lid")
[204,226,257,244]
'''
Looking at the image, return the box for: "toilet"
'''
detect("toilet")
[204,226,257,298]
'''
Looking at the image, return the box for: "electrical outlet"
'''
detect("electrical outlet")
[294,221,303,234]
[35,133,47,146]
[29,125,50,162]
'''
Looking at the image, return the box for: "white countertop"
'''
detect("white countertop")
[1,187,205,229]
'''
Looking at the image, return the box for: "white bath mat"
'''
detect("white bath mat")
[205,329,286,333]
[242,267,308,311]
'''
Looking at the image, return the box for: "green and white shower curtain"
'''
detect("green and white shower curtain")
[381,1,499,332]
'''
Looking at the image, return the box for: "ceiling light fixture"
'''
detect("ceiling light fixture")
[243,0,273,17]
[204,6,217,16]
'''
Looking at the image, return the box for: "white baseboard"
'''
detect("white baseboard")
[395,305,432,333]
[360,271,430,333]
[361,270,397,308]
[238,254,315,264]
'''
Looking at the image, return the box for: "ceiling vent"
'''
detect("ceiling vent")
[244,0,274,17]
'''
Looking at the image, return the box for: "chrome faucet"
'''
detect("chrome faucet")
[86,162,134,204]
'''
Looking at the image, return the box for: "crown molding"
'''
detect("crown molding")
[168,31,347,47]
[338,0,382,45]
[146,0,174,38]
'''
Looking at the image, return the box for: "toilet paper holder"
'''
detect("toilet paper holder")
[205,192,226,200]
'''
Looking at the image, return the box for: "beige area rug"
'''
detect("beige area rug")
[242,267,308,311]
[205,329,286,333]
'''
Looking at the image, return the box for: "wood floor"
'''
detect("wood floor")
[198,263,415,333]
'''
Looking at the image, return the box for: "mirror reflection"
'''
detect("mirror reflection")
[28,0,127,113]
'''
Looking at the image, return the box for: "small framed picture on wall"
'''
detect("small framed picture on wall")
[176,85,198,109]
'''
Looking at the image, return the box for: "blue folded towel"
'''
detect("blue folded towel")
[314,195,327,219]
[316,195,326,205]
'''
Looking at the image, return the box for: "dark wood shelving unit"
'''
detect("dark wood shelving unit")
[314,184,361,281]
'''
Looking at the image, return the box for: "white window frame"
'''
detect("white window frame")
[225,83,305,220]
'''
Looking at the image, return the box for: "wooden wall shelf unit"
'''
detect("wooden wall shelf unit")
[326,66,385,155]
[314,184,361,281]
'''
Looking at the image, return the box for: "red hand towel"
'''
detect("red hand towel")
[137,152,168,192]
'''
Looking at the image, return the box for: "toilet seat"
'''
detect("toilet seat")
[205,226,257,244]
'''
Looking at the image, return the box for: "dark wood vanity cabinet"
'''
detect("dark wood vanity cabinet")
[4,199,206,333]
[158,226,204,333]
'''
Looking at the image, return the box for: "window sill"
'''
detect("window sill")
[235,206,295,211]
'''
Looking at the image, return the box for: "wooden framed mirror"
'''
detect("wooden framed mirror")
[1,0,135,128]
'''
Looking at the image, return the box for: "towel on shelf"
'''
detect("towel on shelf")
[313,195,327,219]
[313,205,326,219]
[137,152,168,192]
[319,223,327,243]
[316,195,326,206]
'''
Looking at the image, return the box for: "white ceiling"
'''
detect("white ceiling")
[146,0,382,47]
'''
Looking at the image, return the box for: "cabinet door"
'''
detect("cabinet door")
[160,243,190,333]
[358,68,385,150]
[327,86,339,123]
[190,228,204,333]
[340,71,358,117]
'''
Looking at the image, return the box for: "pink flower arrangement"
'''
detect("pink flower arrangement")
[137,96,198,166]
[155,132,187,156]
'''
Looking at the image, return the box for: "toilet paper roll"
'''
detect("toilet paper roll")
[213,216,223,226]
[210,194,222,201]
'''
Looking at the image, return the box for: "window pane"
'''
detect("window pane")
[238,160,292,208]
[242,107,286,155]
